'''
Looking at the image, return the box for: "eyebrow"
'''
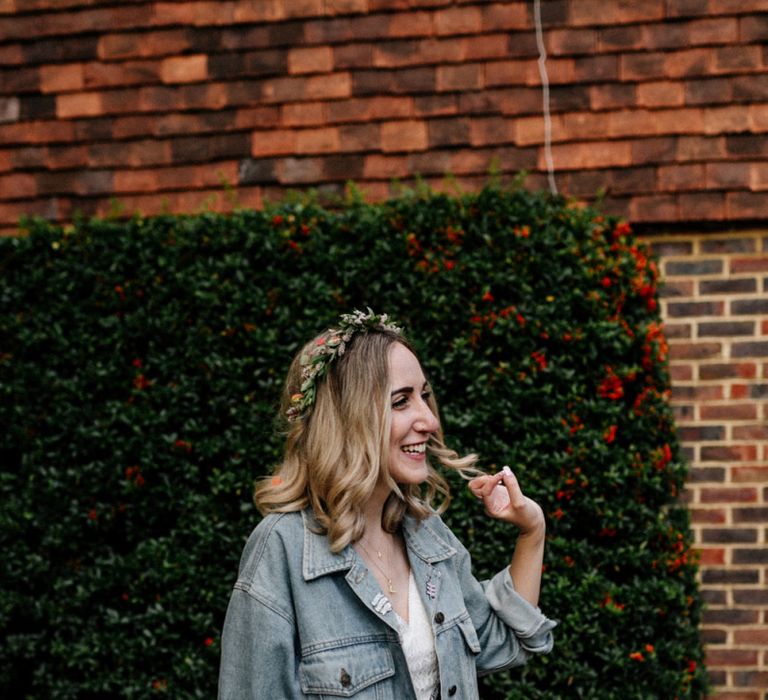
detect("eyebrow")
[390,382,430,396]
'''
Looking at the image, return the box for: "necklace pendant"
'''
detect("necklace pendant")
[387,580,396,594]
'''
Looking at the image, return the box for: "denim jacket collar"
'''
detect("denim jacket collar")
[302,509,457,581]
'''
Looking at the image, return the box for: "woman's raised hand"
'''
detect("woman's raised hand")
[468,466,545,536]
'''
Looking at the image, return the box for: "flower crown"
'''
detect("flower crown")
[286,308,402,422]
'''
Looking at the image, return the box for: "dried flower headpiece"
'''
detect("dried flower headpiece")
[286,308,402,422]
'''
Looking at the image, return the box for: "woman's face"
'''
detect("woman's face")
[387,343,439,485]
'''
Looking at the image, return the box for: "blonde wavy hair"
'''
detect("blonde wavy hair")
[255,326,478,553]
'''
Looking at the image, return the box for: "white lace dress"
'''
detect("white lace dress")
[393,572,440,700]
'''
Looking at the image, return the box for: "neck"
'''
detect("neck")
[361,479,393,539]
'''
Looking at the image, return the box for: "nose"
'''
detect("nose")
[415,399,439,433]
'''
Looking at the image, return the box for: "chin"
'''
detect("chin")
[390,459,430,485]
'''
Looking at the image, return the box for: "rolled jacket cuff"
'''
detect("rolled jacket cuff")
[484,568,557,653]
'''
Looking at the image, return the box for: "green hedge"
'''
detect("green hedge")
[0,185,706,699]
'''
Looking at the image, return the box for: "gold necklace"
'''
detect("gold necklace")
[358,537,397,594]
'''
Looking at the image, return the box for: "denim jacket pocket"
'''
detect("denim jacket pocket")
[299,640,395,697]
[457,614,482,654]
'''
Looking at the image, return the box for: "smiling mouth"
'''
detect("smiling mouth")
[401,443,426,454]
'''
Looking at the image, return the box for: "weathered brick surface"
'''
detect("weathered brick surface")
[1,2,767,233]
[646,231,768,699]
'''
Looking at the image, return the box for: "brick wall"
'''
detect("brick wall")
[1,1,768,234]
[1,1,767,696]
[648,230,768,699]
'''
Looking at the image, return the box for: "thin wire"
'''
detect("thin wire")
[533,0,558,195]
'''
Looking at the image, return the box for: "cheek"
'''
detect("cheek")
[389,412,407,445]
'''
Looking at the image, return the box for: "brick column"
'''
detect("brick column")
[645,231,768,698]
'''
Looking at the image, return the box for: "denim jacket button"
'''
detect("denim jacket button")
[448,685,457,695]
[434,611,445,624]
[340,669,351,688]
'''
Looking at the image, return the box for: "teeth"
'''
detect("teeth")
[402,443,426,454]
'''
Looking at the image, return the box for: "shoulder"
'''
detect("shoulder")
[236,511,305,582]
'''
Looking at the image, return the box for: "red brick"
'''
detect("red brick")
[280,102,325,127]
[637,81,684,108]
[545,28,596,55]
[658,163,706,191]
[462,34,509,61]
[661,108,708,136]
[605,110,656,139]
[160,55,207,84]
[325,0,367,14]
[251,129,295,157]
[669,341,722,360]
[363,154,408,179]
[728,192,768,220]
[484,60,533,88]
[696,547,725,565]
[0,173,37,198]
[732,467,768,482]
[666,48,711,79]
[740,14,768,42]
[733,425,768,440]
[480,3,527,31]
[537,57,576,85]
[436,63,483,91]
[702,445,758,462]
[0,119,75,144]
[333,44,373,70]
[56,92,102,118]
[39,63,85,93]
[700,404,758,421]
[730,257,768,274]
[371,40,418,69]
[414,95,457,117]
[546,141,632,170]
[705,105,751,135]
[706,162,752,189]
[381,120,427,152]
[620,52,665,81]
[751,162,768,191]
[588,83,636,110]
[678,192,728,221]
[434,6,481,35]
[700,487,758,504]
[630,194,678,222]
[295,127,340,154]
[669,363,694,381]
[287,46,332,75]
[388,11,433,37]
[326,96,412,123]
[469,117,513,146]
[98,29,191,60]
[731,384,749,399]
[570,0,663,25]
[557,111,611,141]
[690,508,727,524]
[676,135,725,161]
[689,17,739,44]
[749,104,768,131]
[713,45,762,73]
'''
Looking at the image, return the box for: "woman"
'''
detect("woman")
[219,309,555,699]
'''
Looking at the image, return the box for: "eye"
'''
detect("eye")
[392,395,408,410]
[421,390,432,402]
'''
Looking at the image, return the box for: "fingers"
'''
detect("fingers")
[499,465,526,509]
[469,466,523,504]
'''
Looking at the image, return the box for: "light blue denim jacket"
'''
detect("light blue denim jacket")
[219,509,555,699]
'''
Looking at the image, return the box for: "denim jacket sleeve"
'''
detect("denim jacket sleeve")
[218,586,301,699]
[218,515,303,700]
[438,518,556,675]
